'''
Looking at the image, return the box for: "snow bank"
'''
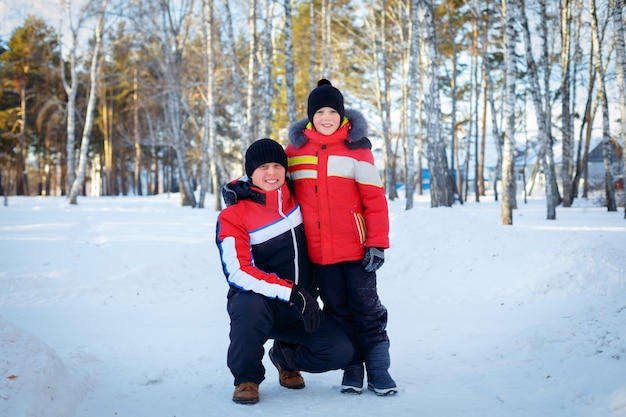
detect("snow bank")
[0,317,87,417]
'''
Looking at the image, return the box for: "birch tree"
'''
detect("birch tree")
[377,0,396,199]
[222,0,247,171]
[198,0,220,210]
[419,0,454,207]
[560,0,574,207]
[321,0,332,77]
[571,29,596,200]
[132,68,141,196]
[159,0,197,206]
[68,0,108,204]
[284,0,297,125]
[613,0,626,217]
[487,67,504,201]
[501,0,516,225]
[539,0,561,210]
[245,0,258,152]
[309,2,316,89]
[59,0,89,194]
[476,6,490,200]
[258,0,274,138]
[590,0,617,211]
[440,2,464,201]
[519,0,558,219]
[405,0,419,210]
[471,19,480,202]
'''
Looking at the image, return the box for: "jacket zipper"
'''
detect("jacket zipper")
[277,188,300,286]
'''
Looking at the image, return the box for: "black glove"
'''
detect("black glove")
[290,285,321,333]
[362,247,385,272]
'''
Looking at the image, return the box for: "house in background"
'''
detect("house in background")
[511,137,623,197]
[586,137,624,190]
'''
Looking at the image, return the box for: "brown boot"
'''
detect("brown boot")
[269,347,305,389]
[232,382,259,404]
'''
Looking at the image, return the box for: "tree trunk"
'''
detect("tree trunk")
[133,69,142,196]
[223,0,247,171]
[448,20,461,200]
[159,0,196,207]
[519,0,556,219]
[613,0,626,217]
[60,0,79,194]
[101,86,113,196]
[572,47,597,200]
[245,0,258,153]
[321,0,332,77]
[258,0,274,139]
[69,0,108,204]
[379,0,396,200]
[309,3,316,89]
[561,0,574,207]
[479,55,487,198]
[420,0,453,208]
[405,0,419,210]
[284,0,297,126]
[502,0,517,225]
[198,0,211,209]
[590,0,617,211]
[16,84,28,195]
[486,70,503,202]
[472,22,480,203]
[541,0,561,213]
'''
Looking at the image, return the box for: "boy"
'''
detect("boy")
[286,80,397,396]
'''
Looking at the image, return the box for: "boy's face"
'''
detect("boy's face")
[312,107,341,136]
[250,163,286,192]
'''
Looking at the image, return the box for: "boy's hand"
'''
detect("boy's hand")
[363,247,385,272]
[222,180,263,206]
[221,183,239,206]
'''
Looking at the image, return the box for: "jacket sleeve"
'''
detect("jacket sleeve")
[216,206,293,302]
[354,149,390,249]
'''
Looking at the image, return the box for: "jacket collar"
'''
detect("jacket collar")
[288,108,371,150]
[249,182,291,211]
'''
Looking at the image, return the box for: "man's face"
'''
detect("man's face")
[250,163,286,191]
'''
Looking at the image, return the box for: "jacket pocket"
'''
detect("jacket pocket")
[352,212,367,247]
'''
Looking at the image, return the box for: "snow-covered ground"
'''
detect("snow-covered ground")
[1,193,625,417]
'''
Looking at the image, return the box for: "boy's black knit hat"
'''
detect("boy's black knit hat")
[307,79,345,122]
[245,138,288,177]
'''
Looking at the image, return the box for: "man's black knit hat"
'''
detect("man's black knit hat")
[245,138,288,177]
[307,79,345,122]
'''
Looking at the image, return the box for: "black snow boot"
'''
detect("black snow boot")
[365,342,397,396]
[340,363,364,394]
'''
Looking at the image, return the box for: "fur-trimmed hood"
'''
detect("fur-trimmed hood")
[287,108,371,150]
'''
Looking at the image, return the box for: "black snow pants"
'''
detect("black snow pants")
[314,261,390,367]
[226,290,353,386]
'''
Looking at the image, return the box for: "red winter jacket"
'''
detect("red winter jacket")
[215,180,311,302]
[286,109,389,265]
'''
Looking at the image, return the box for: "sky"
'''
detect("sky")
[0,0,61,40]
[1,191,625,417]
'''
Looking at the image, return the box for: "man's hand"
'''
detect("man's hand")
[290,285,321,333]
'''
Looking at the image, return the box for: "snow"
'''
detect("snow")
[1,193,625,417]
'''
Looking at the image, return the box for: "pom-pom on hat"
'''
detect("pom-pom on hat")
[245,138,288,177]
[307,79,345,122]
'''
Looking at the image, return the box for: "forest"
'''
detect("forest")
[0,0,625,223]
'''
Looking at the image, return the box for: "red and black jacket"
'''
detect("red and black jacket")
[215,179,312,301]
